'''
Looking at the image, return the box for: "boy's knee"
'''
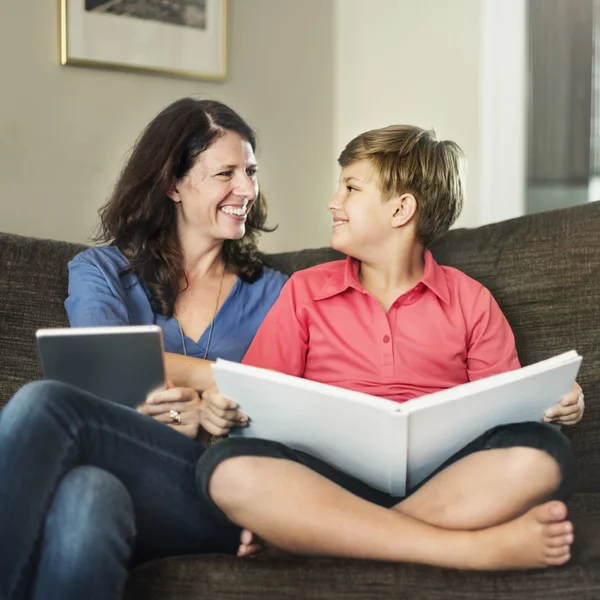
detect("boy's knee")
[487,422,576,499]
[196,438,290,520]
[209,455,261,506]
[503,446,561,486]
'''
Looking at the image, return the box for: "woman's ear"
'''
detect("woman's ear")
[167,182,182,203]
[390,193,417,228]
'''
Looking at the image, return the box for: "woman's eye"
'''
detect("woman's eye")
[246,168,258,177]
[217,171,233,177]
[347,186,356,192]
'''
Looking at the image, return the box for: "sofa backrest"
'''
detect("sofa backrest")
[0,233,87,404]
[1,201,599,492]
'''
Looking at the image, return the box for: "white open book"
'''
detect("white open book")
[212,351,582,496]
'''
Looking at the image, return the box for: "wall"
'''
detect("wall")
[334,0,483,229]
[0,0,334,252]
[1,0,530,252]
[333,0,528,229]
[479,0,527,224]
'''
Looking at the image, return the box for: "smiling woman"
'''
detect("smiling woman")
[0,98,288,599]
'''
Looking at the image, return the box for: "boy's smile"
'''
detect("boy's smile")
[332,217,348,228]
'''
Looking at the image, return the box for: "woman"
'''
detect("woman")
[0,98,287,600]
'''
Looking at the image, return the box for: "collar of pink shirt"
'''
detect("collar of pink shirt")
[313,249,451,305]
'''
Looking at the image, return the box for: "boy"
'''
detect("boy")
[196,125,583,570]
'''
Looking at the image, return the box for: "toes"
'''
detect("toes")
[535,501,568,524]
[544,522,573,538]
[245,543,264,557]
[238,543,264,558]
[545,544,572,558]
[545,551,571,566]
[240,529,254,545]
[546,533,574,548]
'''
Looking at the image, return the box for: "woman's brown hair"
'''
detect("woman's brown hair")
[94,98,272,317]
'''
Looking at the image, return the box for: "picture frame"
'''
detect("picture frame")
[60,0,228,81]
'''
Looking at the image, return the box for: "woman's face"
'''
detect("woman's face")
[171,130,258,242]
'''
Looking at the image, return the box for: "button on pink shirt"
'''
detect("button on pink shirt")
[243,250,520,403]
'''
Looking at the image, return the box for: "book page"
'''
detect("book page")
[404,355,581,489]
[213,360,407,494]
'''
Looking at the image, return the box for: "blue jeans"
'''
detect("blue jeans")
[0,380,240,600]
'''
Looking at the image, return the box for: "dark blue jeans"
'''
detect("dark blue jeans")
[0,380,240,600]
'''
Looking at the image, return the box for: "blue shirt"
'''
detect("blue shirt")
[65,246,288,363]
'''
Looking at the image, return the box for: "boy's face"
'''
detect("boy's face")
[327,160,397,259]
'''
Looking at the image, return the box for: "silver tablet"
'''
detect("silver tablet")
[36,325,166,408]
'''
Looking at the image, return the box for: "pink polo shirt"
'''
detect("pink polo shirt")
[243,250,520,403]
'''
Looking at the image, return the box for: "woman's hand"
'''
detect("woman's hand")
[544,382,584,426]
[138,381,203,438]
[200,384,248,436]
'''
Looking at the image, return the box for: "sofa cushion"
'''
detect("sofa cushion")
[125,494,600,600]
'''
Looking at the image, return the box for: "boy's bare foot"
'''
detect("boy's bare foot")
[236,502,573,569]
[238,528,265,558]
[473,501,573,570]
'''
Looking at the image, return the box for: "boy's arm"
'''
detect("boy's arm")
[467,287,584,425]
[466,287,520,382]
[242,276,309,377]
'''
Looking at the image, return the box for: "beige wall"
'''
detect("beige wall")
[0,0,334,252]
[333,0,528,229]
[1,0,528,252]
[333,0,483,229]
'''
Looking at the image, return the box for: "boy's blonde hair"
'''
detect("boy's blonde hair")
[338,125,465,246]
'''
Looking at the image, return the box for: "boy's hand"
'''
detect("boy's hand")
[200,384,248,436]
[544,382,584,426]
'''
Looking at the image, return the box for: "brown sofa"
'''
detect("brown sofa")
[2,202,600,599]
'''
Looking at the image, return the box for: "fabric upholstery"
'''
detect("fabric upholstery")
[125,497,600,600]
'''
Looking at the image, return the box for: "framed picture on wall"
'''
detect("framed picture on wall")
[60,0,227,81]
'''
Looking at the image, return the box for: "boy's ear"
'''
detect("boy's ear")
[390,193,417,228]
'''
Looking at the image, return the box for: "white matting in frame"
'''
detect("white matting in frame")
[60,0,227,80]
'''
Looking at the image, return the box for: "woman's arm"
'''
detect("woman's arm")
[65,254,131,327]
[163,352,214,393]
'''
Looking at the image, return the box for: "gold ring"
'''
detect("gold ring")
[169,409,182,425]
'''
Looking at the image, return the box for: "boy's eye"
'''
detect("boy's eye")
[346,186,356,192]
